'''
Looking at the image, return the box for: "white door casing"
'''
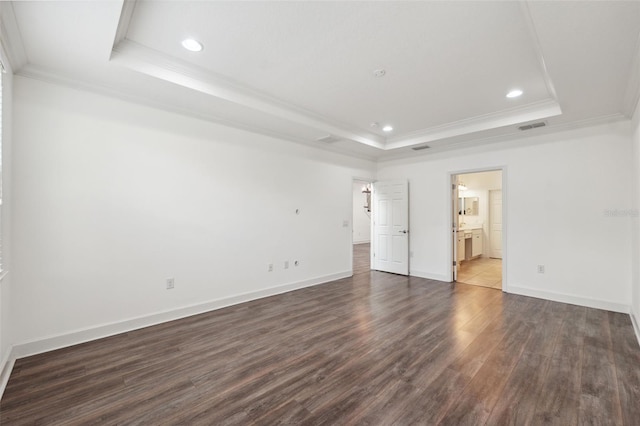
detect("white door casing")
[452,178,460,281]
[372,180,409,275]
[490,189,503,259]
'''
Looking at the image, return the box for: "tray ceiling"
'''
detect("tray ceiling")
[3,1,640,160]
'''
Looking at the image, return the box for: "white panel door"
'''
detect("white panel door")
[372,180,409,275]
[489,190,503,259]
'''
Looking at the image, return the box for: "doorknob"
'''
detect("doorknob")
[400,230,408,234]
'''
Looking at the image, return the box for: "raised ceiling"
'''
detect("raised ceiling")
[2,1,640,160]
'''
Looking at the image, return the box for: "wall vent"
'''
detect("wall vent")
[518,121,547,131]
[411,144,431,151]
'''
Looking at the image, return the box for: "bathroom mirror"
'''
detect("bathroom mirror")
[458,197,479,215]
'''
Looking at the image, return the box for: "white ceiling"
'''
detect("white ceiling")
[2,1,640,160]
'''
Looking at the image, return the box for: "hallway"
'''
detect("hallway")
[353,243,370,275]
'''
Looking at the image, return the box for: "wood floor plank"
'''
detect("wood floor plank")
[2,262,640,425]
[607,311,640,426]
[437,319,532,425]
[531,304,586,425]
[578,309,623,425]
[486,350,551,425]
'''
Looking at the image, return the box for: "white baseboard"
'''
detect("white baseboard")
[0,346,16,400]
[631,305,640,348]
[11,271,351,360]
[410,269,451,282]
[353,240,371,245]
[508,285,629,314]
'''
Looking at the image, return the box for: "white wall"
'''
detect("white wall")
[352,181,371,244]
[11,76,375,350]
[378,121,633,312]
[632,96,640,335]
[0,52,14,387]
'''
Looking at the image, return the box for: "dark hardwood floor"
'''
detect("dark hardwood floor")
[353,242,370,275]
[2,262,640,424]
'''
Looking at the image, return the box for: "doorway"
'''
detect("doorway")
[452,170,504,290]
[353,179,372,275]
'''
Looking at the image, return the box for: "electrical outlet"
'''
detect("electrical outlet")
[166,278,175,289]
[284,260,289,269]
[537,265,545,274]
[268,263,273,272]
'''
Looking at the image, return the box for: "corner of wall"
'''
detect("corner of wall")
[631,305,640,348]
[0,345,16,400]
[632,89,640,345]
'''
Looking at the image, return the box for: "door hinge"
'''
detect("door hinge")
[452,184,456,190]
[453,260,457,266]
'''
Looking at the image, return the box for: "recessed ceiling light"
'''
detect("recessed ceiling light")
[506,89,523,98]
[373,69,386,78]
[382,125,393,132]
[182,38,203,52]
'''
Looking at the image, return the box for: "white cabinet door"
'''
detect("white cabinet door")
[457,234,466,262]
[472,231,483,257]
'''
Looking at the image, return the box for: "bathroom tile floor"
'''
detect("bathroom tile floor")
[457,257,502,290]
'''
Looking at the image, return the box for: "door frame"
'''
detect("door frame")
[489,189,503,259]
[351,177,375,276]
[448,166,508,292]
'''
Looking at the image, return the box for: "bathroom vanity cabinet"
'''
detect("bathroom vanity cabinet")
[458,228,483,262]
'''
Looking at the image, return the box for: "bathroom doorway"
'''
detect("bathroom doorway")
[452,170,504,290]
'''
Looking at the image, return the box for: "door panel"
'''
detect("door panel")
[373,180,409,275]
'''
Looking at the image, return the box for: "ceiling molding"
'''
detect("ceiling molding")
[111,0,138,52]
[378,113,627,163]
[11,62,630,166]
[519,1,559,102]
[0,1,28,72]
[622,30,640,118]
[384,99,562,150]
[16,63,379,162]
[110,40,386,149]
[110,36,566,154]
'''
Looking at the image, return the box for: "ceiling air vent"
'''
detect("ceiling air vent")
[518,121,547,131]
[411,144,431,151]
[316,135,342,144]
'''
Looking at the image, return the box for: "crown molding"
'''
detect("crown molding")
[110,1,384,149]
[622,30,640,118]
[12,63,630,167]
[110,40,386,150]
[519,0,559,102]
[112,0,138,50]
[110,37,565,153]
[16,64,380,163]
[378,112,627,163]
[0,1,27,72]
[385,98,562,150]
[384,2,562,151]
